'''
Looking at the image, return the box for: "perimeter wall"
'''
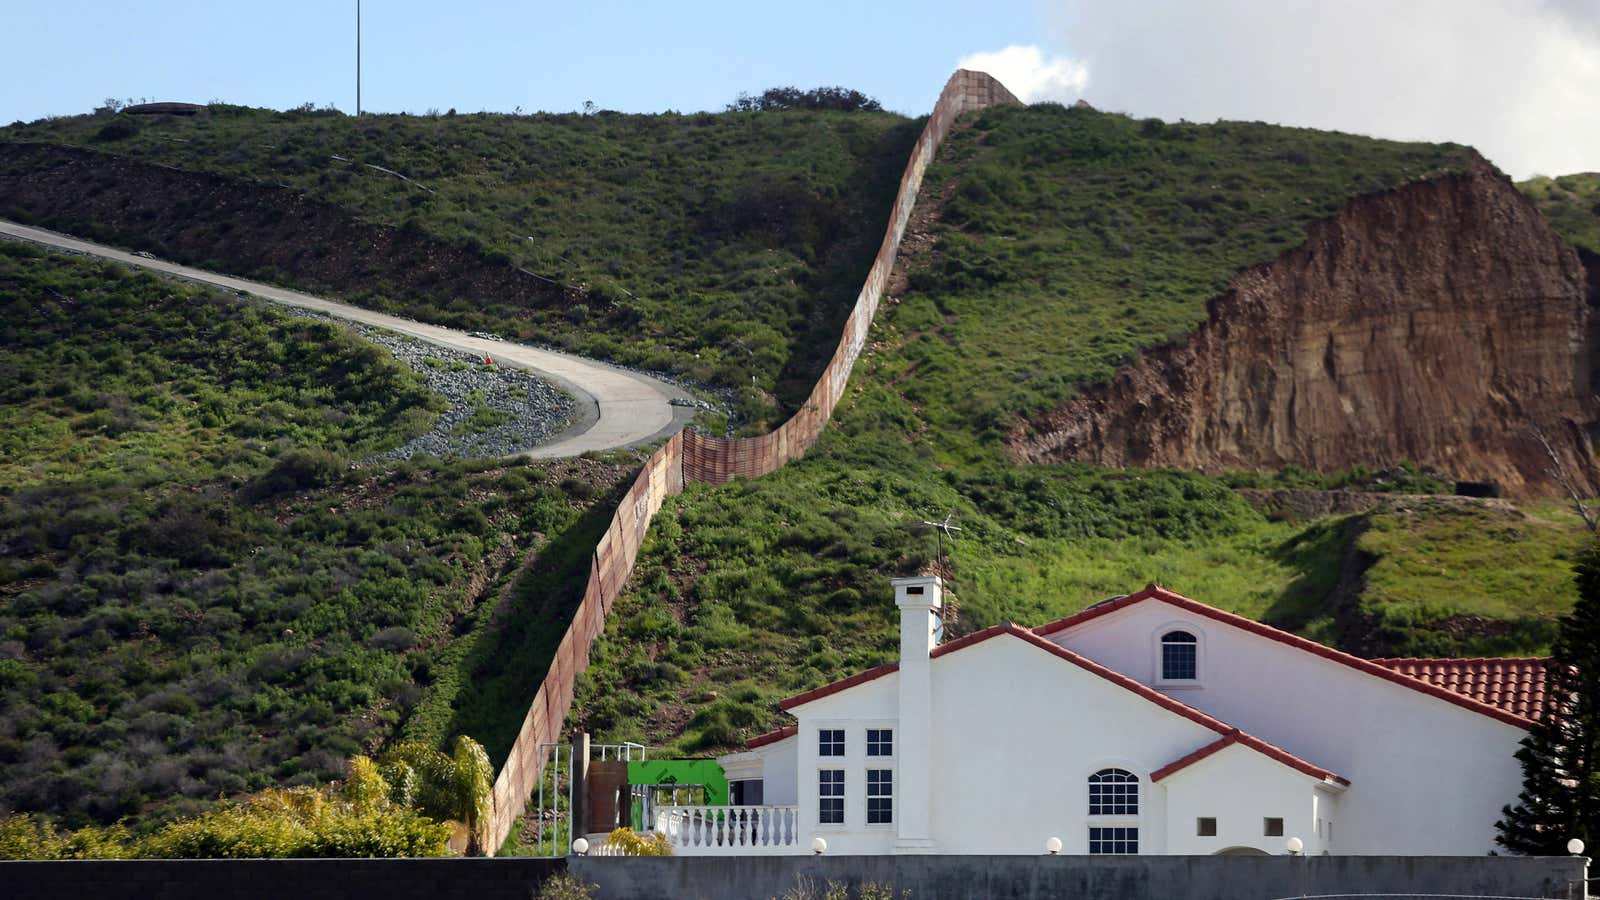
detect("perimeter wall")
[3,855,1586,900]
[484,69,1020,852]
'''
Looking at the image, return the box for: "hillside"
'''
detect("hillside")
[0,243,627,829]
[1521,171,1600,256]
[0,106,921,429]
[562,106,1591,764]
[3,97,1596,848]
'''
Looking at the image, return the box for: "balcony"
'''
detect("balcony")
[651,804,804,855]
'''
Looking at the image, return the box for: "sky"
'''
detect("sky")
[4,0,1596,179]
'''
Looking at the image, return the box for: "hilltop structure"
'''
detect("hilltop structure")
[667,578,1543,856]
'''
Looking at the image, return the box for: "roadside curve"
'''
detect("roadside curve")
[0,219,694,458]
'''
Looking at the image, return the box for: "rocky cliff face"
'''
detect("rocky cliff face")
[1009,158,1600,499]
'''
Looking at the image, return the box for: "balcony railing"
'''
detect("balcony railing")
[653,804,803,854]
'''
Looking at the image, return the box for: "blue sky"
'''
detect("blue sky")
[1,0,1044,119]
[5,1,1598,178]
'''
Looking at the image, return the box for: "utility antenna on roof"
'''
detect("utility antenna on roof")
[914,510,963,569]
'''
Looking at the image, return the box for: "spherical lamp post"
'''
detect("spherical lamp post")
[811,836,828,856]
[1569,838,1586,856]
[1045,836,1063,855]
[571,837,589,856]
[1285,836,1304,856]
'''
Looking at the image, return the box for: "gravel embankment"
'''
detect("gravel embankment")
[346,326,579,462]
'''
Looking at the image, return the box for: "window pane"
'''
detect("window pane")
[1161,639,1197,680]
[819,770,844,824]
[1089,826,1139,854]
[1088,768,1139,815]
[867,728,893,757]
[819,729,845,757]
[867,769,893,824]
[1264,817,1284,837]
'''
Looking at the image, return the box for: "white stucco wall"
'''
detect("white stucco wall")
[719,736,800,806]
[1048,601,1527,854]
[1161,742,1337,855]
[762,737,799,805]
[784,633,1319,854]
[791,674,900,853]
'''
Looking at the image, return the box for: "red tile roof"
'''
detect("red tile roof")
[770,622,1347,785]
[1034,585,1538,730]
[1369,657,1549,721]
[745,725,797,749]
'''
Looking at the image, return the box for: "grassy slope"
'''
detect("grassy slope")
[565,107,1586,760]
[1520,172,1600,255]
[0,107,921,427]
[0,243,625,829]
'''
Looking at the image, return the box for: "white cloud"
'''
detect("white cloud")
[957,45,1089,103]
[966,1,1600,179]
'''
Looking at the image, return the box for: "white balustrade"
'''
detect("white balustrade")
[651,805,803,855]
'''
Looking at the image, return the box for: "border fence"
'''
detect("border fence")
[483,70,1021,853]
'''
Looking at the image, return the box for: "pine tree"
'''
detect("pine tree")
[1496,539,1600,854]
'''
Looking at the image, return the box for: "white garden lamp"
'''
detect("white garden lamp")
[1046,837,1063,855]
[811,836,828,855]
[571,837,589,856]
[1285,836,1304,855]
[1569,838,1586,856]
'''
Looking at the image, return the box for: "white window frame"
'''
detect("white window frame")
[864,767,894,828]
[866,727,894,758]
[818,727,846,758]
[1088,825,1141,855]
[1084,762,1144,855]
[1151,621,1205,688]
[817,768,846,827]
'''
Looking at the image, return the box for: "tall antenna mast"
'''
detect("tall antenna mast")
[356,0,362,116]
[915,511,963,569]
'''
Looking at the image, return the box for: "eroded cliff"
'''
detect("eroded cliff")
[1009,158,1600,498]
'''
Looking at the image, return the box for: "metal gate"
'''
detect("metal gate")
[527,736,645,857]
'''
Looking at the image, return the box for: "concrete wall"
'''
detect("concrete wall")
[1048,600,1528,854]
[569,855,1589,900]
[483,70,1021,852]
[1,858,564,900]
[6,856,1585,900]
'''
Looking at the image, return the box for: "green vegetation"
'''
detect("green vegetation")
[1496,537,1600,855]
[1357,501,1587,655]
[0,246,626,830]
[868,104,1474,452]
[1520,172,1600,255]
[5,99,1587,838]
[453,393,512,436]
[0,241,440,486]
[0,738,494,858]
[565,106,1575,756]
[2,104,923,426]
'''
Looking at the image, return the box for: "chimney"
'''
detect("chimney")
[892,575,941,850]
[894,575,943,661]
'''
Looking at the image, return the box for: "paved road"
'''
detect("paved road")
[0,219,693,458]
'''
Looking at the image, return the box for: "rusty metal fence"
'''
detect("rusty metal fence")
[484,70,1020,853]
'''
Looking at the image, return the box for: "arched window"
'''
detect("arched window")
[1087,768,1139,816]
[1161,630,1198,680]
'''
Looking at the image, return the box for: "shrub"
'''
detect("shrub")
[248,448,346,499]
[537,874,598,900]
[604,826,672,856]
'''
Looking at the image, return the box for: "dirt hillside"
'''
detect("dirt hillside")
[1009,157,1600,498]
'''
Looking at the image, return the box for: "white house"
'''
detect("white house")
[657,576,1545,856]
